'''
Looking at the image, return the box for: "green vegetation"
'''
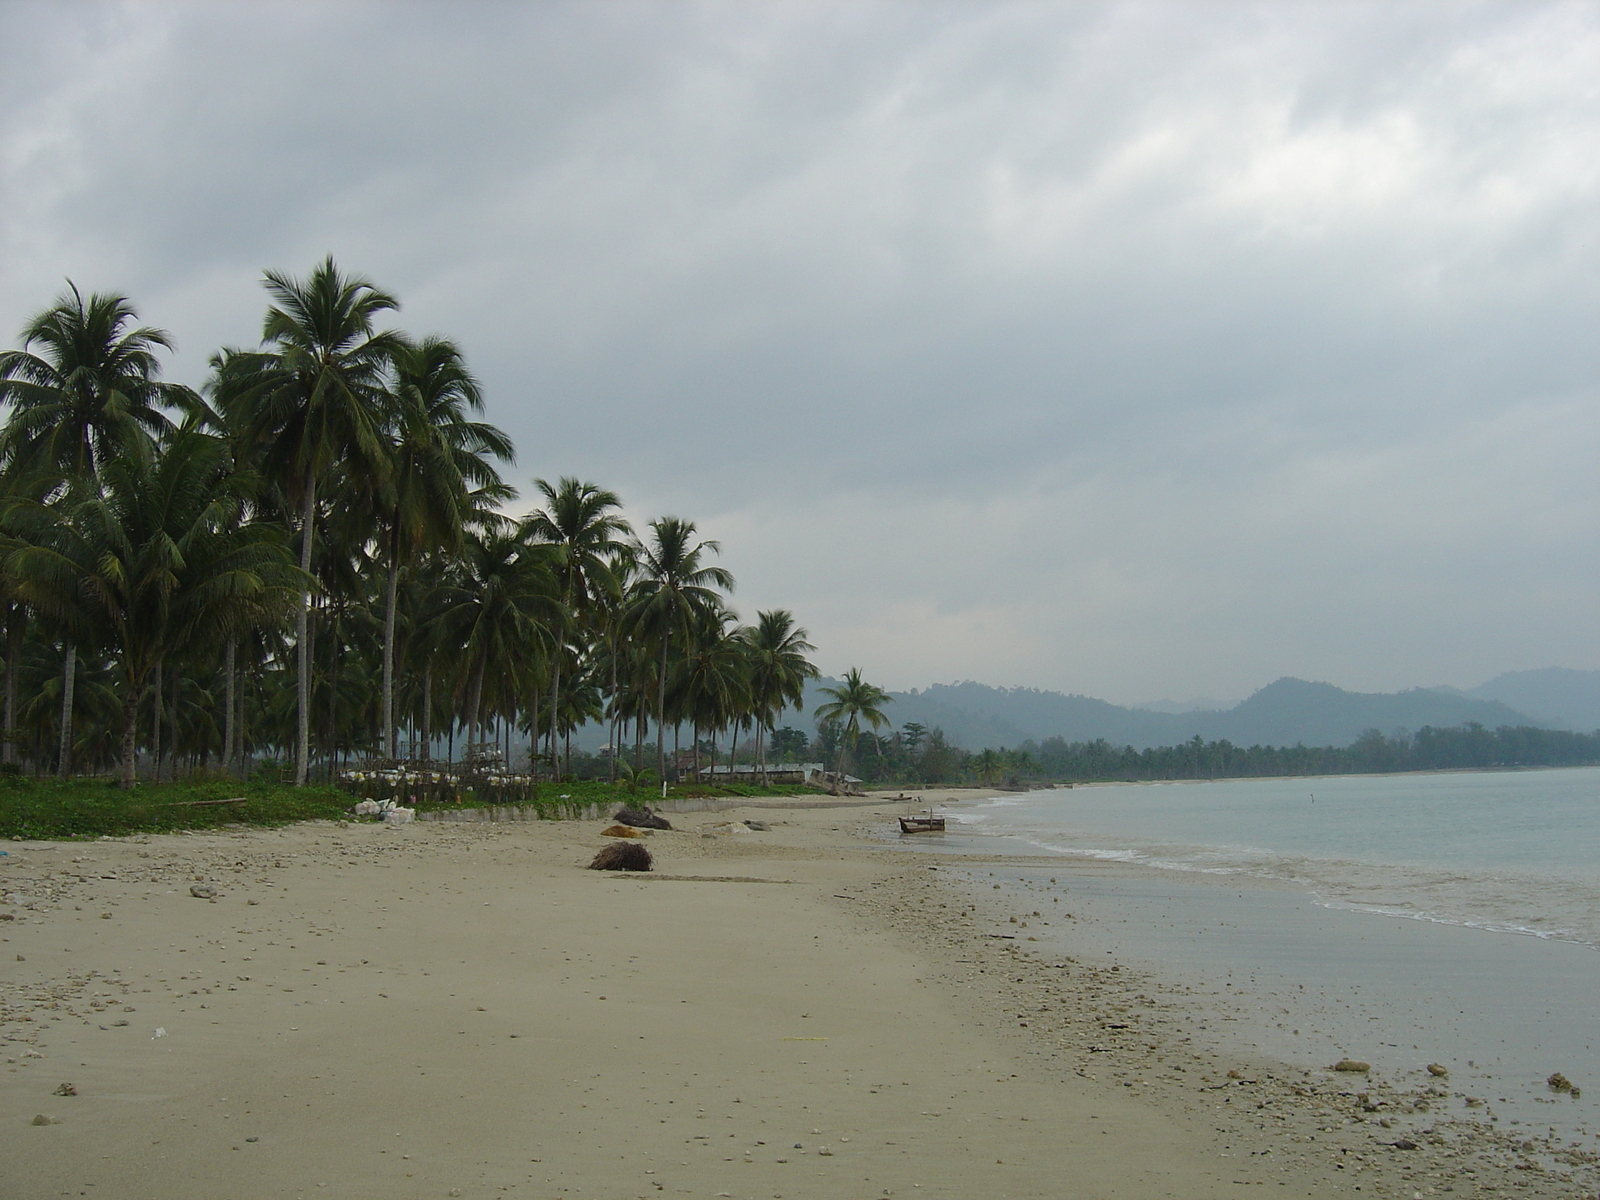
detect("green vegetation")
[813,667,892,780]
[1019,723,1600,782]
[0,263,825,793]
[0,771,824,840]
[838,720,1600,787]
[0,776,350,840]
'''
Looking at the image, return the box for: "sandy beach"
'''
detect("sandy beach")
[4,789,1592,1199]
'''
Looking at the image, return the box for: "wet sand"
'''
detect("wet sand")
[2,790,1594,1198]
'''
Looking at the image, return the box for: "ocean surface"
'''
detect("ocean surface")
[953,767,1600,950]
[901,767,1600,1138]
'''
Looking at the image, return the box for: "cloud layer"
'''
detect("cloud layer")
[3,0,1595,703]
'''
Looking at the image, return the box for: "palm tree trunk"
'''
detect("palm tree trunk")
[168,666,180,781]
[223,640,236,778]
[534,684,547,780]
[464,658,484,754]
[3,606,20,767]
[119,667,141,789]
[607,646,619,782]
[382,547,400,762]
[325,607,340,780]
[656,639,669,784]
[548,652,560,780]
[57,641,76,780]
[294,470,316,786]
[151,659,163,783]
[421,661,432,762]
[235,659,248,775]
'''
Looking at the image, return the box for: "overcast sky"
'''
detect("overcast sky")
[2,1,1595,705]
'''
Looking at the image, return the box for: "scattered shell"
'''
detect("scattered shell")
[31,1114,57,1125]
[53,1083,76,1096]
[1426,1063,1448,1077]
[1331,1059,1371,1072]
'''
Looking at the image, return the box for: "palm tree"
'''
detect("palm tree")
[0,284,194,481]
[675,605,747,782]
[743,610,818,782]
[523,478,630,772]
[433,527,557,760]
[623,518,734,784]
[378,336,513,760]
[813,668,892,788]
[212,257,402,785]
[2,430,305,786]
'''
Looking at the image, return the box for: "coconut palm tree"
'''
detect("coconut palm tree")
[743,610,818,782]
[813,668,892,787]
[623,517,734,783]
[0,284,195,481]
[212,257,402,785]
[433,526,557,760]
[2,430,305,786]
[523,478,630,770]
[378,336,513,760]
[675,605,747,782]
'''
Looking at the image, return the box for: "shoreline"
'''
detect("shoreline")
[879,788,1600,1193]
[2,796,1593,1198]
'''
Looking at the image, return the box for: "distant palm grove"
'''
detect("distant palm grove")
[0,260,823,788]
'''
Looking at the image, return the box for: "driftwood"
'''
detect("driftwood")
[613,806,672,830]
[588,842,653,872]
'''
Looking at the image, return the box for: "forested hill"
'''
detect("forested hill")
[778,676,1560,751]
[1462,668,1600,732]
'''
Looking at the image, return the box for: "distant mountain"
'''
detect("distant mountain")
[774,675,1548,751]
[1182,678,1536,749]
[1130,697,1235,714]
[1464,668,1600,732]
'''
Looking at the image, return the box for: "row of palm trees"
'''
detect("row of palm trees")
[0,260,823,788]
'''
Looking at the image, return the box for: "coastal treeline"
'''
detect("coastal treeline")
[1015,723,1600,782]
[0,261,819,787]
[813,720,1599,786]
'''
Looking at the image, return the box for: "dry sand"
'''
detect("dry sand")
[2,788,1590,1199]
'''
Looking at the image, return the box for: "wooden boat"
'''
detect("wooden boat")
[899,813,946,834]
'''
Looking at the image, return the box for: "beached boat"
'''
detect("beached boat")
[899,813,946,834]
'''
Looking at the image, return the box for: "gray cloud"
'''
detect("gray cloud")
[2,0,1595,703]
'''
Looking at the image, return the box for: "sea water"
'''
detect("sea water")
[911,767,1600,1139]
[956,767,1600,949]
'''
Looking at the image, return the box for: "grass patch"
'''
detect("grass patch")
[0,774,831,841]
[0,777,350,841]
